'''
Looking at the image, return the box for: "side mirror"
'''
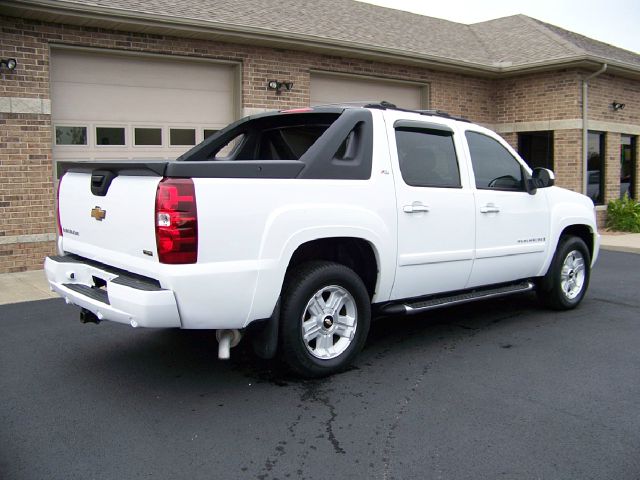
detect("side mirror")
[532,167,555,188]
[524,167,555,195]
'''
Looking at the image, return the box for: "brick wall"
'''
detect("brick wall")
[604,132,621,203]
[0,112,56,272]
[0,114,54,237]
[500,132,517,149]
[588,73,640,125]
[0,241,54,273]
[553,130,583,193]
[494,70,582,123]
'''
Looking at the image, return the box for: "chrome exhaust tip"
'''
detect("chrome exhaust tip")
[216,329,242,360]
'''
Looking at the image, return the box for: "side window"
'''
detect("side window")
[395,128,461,188]
[466,131,524,191]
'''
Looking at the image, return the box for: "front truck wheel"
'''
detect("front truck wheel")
[280,261,371,378]
[537,235,591,310]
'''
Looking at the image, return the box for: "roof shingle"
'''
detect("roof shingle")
[15,0,640,71]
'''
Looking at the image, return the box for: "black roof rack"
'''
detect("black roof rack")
[363,101,471,123]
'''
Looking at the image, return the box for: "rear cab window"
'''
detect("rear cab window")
[394,120,461,188]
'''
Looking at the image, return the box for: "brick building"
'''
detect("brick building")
[0,0,639,273]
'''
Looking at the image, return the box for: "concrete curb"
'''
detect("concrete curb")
[600,233,640,256]
[600,245,640,254]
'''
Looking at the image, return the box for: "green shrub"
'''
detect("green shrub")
[606,194,640,232]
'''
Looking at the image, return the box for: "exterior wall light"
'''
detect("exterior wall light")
[267,80,293,94]
[0,58,17,71]
[611,101,625,111]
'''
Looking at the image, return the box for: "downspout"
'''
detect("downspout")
[582,64,607,195]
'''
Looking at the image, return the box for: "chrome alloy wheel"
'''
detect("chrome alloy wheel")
[560,250,586,300]
[301,285,357,360]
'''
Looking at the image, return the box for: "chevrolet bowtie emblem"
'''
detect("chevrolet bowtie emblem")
[91,206,106,221]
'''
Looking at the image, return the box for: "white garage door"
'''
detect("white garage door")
[51,49,237,161]
[311,73,426,110]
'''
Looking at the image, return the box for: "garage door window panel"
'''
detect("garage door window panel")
[203,129,218,140]
[55,126,87,146]
[96,127,126,146]
[170,128,196,146]
[466,131,524,191]
[134,127,163,147]
[395,128,461,188]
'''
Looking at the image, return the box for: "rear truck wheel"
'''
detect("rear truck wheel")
[280,261,371,378]
[537,235,591,310]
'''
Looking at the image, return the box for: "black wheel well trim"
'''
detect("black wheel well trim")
[285,237,379,298]
[559,224,595,260]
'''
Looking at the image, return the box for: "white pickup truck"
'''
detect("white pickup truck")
[46,103,599,377]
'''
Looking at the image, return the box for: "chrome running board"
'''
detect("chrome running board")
[380,281,535,315]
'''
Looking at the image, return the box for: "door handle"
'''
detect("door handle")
[480,203,500,213]
[403,203,430,213]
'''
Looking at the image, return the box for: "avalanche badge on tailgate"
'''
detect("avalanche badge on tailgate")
[91,206,106,221]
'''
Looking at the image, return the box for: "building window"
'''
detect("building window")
[96,127,125,146]
[135,128,162,146]
[517,131,554,170]
[621,135,636,200]
[587,131,605,205]
[395,128,461,188]
[466,131,524,191]
[170,128,196,146]
[55,126,87,145]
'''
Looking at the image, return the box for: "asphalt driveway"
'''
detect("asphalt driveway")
[1,251,639,480]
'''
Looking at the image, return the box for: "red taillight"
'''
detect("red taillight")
[155,178,198,264]
[56,178,62,236]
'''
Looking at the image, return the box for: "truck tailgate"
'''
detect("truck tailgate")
[59,171,162,273]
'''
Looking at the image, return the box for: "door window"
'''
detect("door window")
[466,131,524,191]
[395,128,461,188]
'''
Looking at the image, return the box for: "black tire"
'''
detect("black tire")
[537,235,591,310]
[279,261,371,378]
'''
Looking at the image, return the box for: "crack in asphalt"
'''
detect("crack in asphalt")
[254,379,345,480]
[381,364,431,480]
[300,381,345,455]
